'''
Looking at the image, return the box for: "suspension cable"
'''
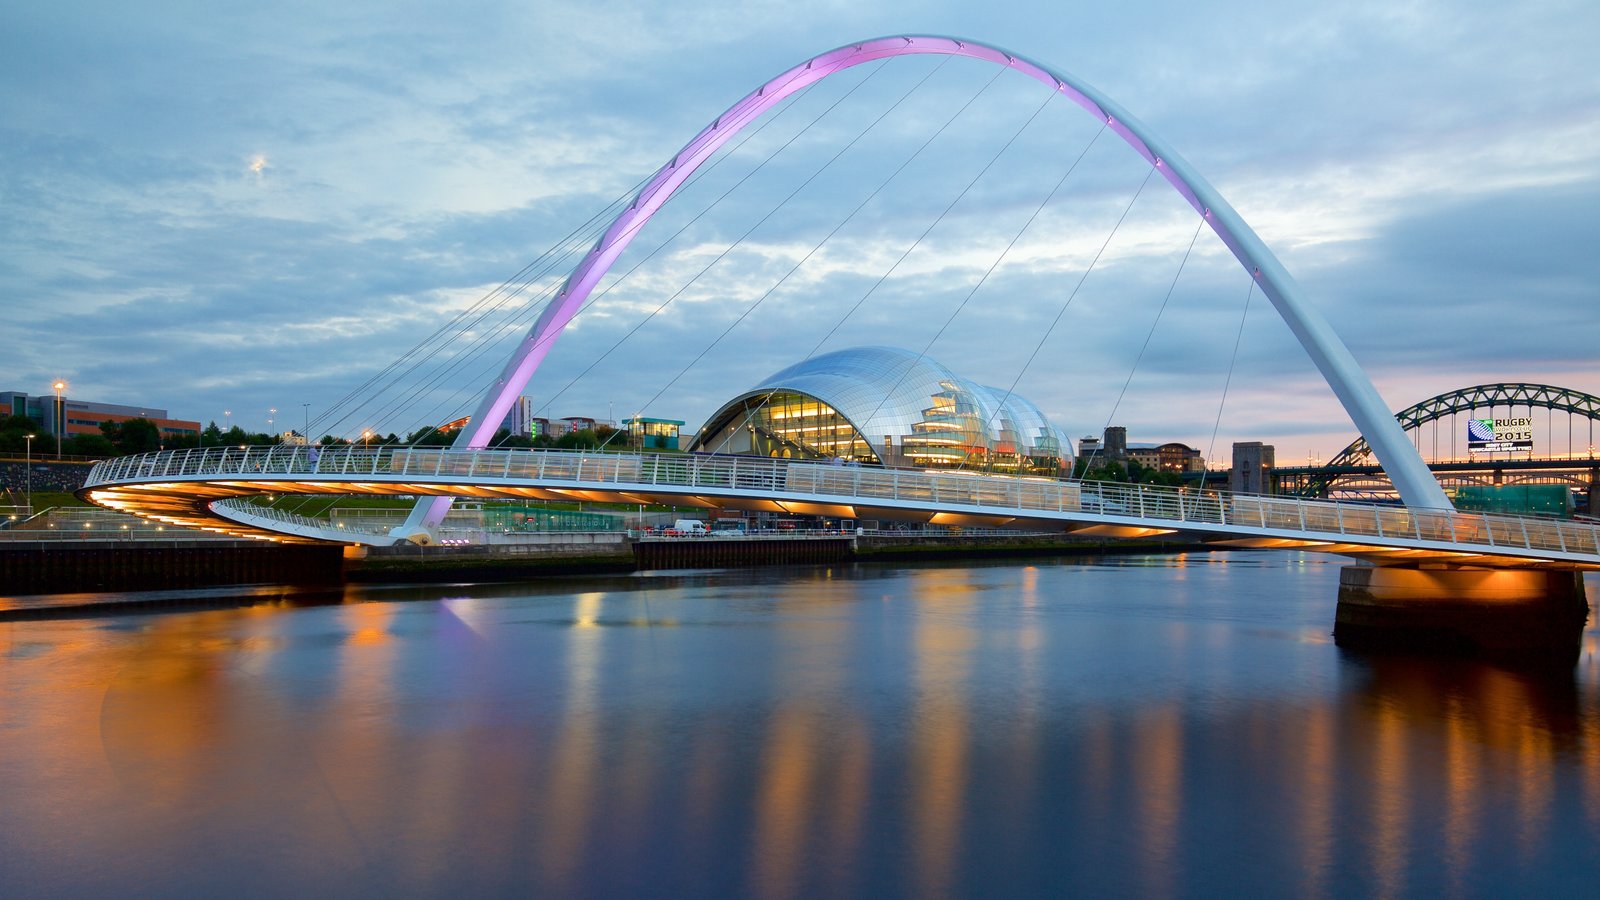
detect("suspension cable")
[696,65,1027,455]
[521,59,946,443]
[520,56,933,426]
[402,62,879,439]
[313,187,635,437]
[913,119,1115,475]
[1206,273,1257,469]
[317,56,838,441]
[819,83,1061,446]
[1083,214,1206,474]
[324,69,836,443]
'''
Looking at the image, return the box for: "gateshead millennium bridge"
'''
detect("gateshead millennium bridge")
[83,444,1600,569]
[79,36,1598,658]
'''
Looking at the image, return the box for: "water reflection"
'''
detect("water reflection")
[541,592,605,891]
[1,560,1598,896]
[1342,651,1594,891]
[905,567,976,898]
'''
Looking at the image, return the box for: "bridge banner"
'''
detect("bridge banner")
[1467,417,1533,453]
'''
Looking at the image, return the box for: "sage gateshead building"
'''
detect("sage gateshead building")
[689,346,1074,475]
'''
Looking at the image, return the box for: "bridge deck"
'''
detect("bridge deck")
[79,446,1600,568]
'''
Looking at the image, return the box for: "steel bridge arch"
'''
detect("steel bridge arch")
[399,34,1451,539]
[1326,383,1600,468]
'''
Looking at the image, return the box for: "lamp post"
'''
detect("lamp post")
[302,403,310,445]
[52,380,66,458]
[268,407,277,441]
[224,409,232,435]
[24,433,33,514]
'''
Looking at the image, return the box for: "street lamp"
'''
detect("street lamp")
[24,433,33,514]
[224,409,232,434]
[268,407,277,440]
[52,380,66,458]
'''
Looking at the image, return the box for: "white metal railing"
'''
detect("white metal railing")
[83,446,1600,561]
[213,499,391,537]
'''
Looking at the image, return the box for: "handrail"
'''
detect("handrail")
[213,499,391,536]
[83,446,1600,561]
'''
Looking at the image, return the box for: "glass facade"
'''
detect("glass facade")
[622,417,686,450]
[691,347,1073,475]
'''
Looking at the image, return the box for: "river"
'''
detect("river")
[3,552,1599,897]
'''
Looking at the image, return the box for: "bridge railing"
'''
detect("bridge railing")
[84,446,1600,560]
[212,499,391,537]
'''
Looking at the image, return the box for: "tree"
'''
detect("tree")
[1,414,38,435]
[114,418,162,454]
[404,426,453,446]
[65,433,115,457]
[1125,458,1184,487]
[555,428,601,450]
[1076,458,1127,482]
[0,415,40,454]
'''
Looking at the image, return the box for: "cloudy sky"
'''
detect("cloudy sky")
[5,0,1597,464]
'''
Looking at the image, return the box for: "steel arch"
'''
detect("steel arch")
[1326,383,1600,468]
[400,34,1450,538]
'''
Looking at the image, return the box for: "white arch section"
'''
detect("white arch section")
[398,34,1449,540]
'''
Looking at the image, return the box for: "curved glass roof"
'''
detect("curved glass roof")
[692,346,1073,472]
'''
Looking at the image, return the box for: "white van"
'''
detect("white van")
[670,519,708,536]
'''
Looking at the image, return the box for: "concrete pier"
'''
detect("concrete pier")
[1335,565,1590,665]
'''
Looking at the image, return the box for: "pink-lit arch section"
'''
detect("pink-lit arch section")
[401,35,1446,538]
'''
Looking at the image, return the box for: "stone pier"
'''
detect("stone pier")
[1335,565,1590,665]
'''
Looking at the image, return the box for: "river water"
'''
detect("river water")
[3,552,1599,897]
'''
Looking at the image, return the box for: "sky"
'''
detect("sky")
[4,0,1597,466]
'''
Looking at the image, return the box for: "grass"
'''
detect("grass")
[15,490,92,510]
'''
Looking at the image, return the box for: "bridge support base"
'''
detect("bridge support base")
[389,525,435,546]
[1334,566,1589,666]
